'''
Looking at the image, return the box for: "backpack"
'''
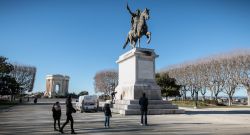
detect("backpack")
[54,104,61,111]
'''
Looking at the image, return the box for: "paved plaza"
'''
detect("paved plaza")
[1,103,250,135]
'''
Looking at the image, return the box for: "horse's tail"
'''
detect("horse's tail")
[123,36,129,49]
[123,42,128,49]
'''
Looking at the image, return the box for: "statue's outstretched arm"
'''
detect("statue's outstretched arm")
[127,4,134,16]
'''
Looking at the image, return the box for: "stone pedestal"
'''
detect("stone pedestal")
[115,48,161,100]
[112,48,184,115]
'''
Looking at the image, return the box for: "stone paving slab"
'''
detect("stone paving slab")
[1,104,250,135]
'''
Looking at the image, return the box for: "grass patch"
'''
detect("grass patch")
[172,100,211,107]
[199,105,250,108]
[0,100,18,105]
[172,100,250,108]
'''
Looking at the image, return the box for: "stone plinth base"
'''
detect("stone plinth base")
[115,48,162,101]
[113,48,184,115]
[115,81,162,100]
[112,100,185,115]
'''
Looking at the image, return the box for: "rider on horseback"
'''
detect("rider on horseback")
[127,4,141,36]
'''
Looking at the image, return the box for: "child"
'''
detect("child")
[52,101,61,131]
[104,103,112,128]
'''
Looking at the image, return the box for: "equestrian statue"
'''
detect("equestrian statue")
[123,4,151,49]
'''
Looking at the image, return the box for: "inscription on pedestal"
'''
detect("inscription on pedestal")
[138,60,154,80]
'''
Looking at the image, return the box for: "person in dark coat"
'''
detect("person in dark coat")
[104,103,112,128]
[52,101,61,131]
[34,97,37,104]
[139,93,148,125]
[59,95,76,134]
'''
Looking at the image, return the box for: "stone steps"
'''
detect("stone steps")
[114,100,172,105]
[112,108,185,115]
[113,104,178,110]
[112,99,185,115]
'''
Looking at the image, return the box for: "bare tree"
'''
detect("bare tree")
[198,62,210,101]
[168,68,186,100]
[210,59,225,101]
[238,52,250,105]
[10,64,36,94]
[94,69,118,97]
[163,49,250,106]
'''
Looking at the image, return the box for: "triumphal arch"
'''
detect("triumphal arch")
[44,74,69,98]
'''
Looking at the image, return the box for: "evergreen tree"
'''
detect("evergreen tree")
[0,56,20,100]
[156,72,181,99]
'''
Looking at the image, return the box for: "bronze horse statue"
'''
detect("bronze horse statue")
[123,8,151,49]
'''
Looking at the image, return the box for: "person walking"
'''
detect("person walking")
[59,95,76,134]
[52,101,61,131]
[104,103,112,128]
[139,93,148,126]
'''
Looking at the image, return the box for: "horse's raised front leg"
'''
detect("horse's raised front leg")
[138,38,140,48]
[146,32,151,44]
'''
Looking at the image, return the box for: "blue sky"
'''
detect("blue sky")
[1,0,250,96]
